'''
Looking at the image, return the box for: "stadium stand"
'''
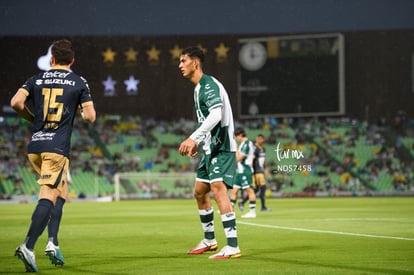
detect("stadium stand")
[1,114,413,200]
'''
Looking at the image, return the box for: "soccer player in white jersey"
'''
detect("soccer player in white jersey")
[178,46,241,259]
[240,134,271,212]
[231,127,257,218]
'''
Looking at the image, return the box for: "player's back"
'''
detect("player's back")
[23,69,92,157]
[238,140,255,173]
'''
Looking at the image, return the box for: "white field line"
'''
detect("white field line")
[238,221,414,241]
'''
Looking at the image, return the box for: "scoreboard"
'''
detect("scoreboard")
[238,33,345,118]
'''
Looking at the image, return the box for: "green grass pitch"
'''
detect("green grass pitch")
[1,197,413,274]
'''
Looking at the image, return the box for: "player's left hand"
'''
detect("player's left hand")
[179,138,198,157]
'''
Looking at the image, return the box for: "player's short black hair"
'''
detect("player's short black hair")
[52,39,74,65]
[235,127,246,137]
[182,46,204,63]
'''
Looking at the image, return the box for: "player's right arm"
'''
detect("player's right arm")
[78,77,96,123]
[189,106,221,145]
[80,102,96,123]
[10,88,34,123]
[179,106,221,157]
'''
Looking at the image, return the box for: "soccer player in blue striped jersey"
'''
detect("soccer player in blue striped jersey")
[178,47,241,259]
[11,39,96,272]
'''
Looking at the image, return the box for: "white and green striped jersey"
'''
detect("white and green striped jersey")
[237,139,255,174]
[194,74,236,155]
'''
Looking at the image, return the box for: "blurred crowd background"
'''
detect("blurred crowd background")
[1,0,413,200]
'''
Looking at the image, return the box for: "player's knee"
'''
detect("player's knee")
[193,189,207,201]
[210,183,229,200]
[209,182,221,193]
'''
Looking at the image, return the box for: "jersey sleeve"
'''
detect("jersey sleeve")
[189,106,221,145]
[20,76,36,100]
[79,76,93,108]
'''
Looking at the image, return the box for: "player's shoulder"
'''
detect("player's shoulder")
[67,71,85,80]
[79,75,89,84]
[201,74,220,88]
[241,140,249,149]
[201,73,213,82]
[68,72,89,87]
[31,71,45,80]
[23,72,43,87]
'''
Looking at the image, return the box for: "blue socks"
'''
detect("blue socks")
[48,197,66,246]
[25,199,53,250]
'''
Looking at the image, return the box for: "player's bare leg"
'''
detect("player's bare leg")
[210,182,233,214]
[229,187,240,211]
[194,181,211,209]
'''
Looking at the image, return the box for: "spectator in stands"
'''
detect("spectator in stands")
[12,174,25,195]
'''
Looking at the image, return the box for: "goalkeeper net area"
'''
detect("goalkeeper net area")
[113,172,196,201]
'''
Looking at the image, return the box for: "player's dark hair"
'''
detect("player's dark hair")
[52,39,74,65]
[182,46,204,63]
[235,127,246,137]
[257,134,264,138]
